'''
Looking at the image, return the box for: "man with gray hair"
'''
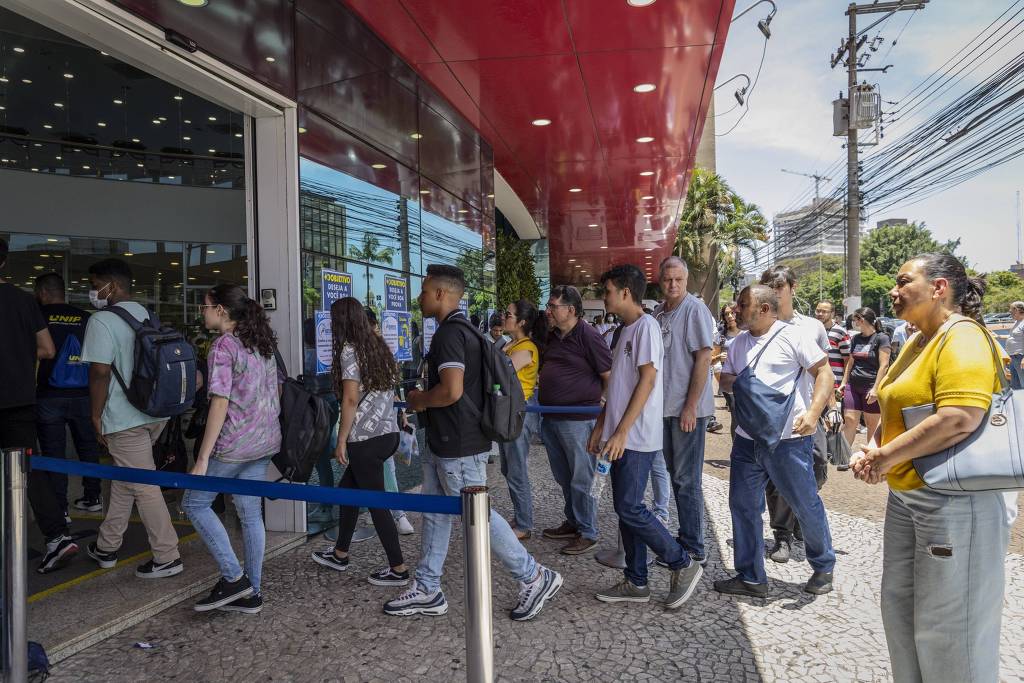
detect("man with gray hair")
[651,256,716,565]
[1008,301,1024,390]
[715,284,836,597]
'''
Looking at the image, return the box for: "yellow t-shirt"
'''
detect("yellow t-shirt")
[504,337,539,401]
[877,315,1006,490]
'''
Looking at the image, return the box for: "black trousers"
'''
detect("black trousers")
[0,404,69,541]
[334,432,403,567]
[766,425,828,541]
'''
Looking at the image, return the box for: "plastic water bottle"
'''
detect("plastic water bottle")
[590,456,611,499]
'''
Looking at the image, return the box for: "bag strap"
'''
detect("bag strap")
[935,317,1010,394]
[273,348,289,379]
[747,325,787,371]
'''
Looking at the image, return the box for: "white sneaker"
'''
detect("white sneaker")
[395,514,415,535]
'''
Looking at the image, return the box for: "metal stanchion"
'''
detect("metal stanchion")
[461,486,493,683]
[3,448,28,683]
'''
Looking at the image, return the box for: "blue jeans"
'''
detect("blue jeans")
[499,395,538,530]
[611,449,690,586]
[183,456,271,593]
[35,395,102,504]
[882,487,1010,683]
[540,418,598,540]
[729,435,835,584]
[1011,354,1024,391]
[416,446,537,593]
[648,451,671,522]
[663,416,710,558]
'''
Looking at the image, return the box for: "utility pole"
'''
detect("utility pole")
[833,1,926,313]
[1017,190,1022,267]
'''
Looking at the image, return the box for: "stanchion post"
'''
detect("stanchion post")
[461,486,493,683]
[3,448,28,683]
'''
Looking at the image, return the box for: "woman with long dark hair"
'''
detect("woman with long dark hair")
[311,297,408,585]
[184,284,282,615]
[852,254,1012,681]
[499,299,547,540]
[839,307,891,445]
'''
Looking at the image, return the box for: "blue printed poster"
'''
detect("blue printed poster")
[314,311,333,375]
[321,269,353,311]
[382,310,412,362]
[384,275,408,312]
[423,317,437,355]
[458,298,469,314]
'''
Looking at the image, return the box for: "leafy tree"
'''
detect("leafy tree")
[348,233,395,306]
[988,270,1023,289]
[821,266,895,316]
[495,230,541,308]
[455,247,496,318]
[983,271,1024,314]
[860,222,963,279]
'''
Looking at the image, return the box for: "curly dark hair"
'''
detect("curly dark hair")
[206,284,277,358]
[330,297,398,393]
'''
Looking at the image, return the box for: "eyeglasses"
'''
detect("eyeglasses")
[547,303,572,310]
[198,304,218,311]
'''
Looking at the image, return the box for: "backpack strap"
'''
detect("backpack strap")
[100,305,145,396]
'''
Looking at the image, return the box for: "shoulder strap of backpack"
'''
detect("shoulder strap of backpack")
[104,305,144,332]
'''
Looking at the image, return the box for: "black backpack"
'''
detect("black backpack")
[271,352,332,483]
[106,306,197,418]
[449,316,525,442]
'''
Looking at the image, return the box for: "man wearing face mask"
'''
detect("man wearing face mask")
[80,259,182,579]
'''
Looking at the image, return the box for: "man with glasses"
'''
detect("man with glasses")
[760,266,831,564]
[538,285,612,555]
[651,257,716,566]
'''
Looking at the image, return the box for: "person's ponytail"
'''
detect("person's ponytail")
[208,283,277,358]
[962,275,987,321]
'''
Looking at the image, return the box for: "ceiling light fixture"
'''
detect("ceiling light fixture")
[639,171,654,176]
[569,188,583,193]
[63,73,73,79]
[458,209,469,214]
[633,83,656,93]
[53,102,63,108]
[419,189,430,195]
[600,245,608,249]
[531,118,552,127]
[208,116,216,121]
[371,163,387,169]
[183,136,191,141]
[174,95,183,101]
[13,47,24,53]
[298,127,307,134]
[43,124,52,129]
[82,165,90,170]
[627,0,657,6]
[636,136,655,143]
[152,119,161,124]
[265,56,275,63]
[131,138,140,143]
[410,133,423,139]
[568,259,576,262]
[643,213,653,217]
[113,99,123,104]
[123,252,134,257]
[588,223,599,227]
[641,195,654,200]
[177,0,209,6]
[0,77,7,83]
[208,148,216,153]
[21,79,31,84]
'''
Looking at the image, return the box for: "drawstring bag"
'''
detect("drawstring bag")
[823,407,852,468]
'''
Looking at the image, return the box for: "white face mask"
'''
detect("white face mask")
[89,283,112,310]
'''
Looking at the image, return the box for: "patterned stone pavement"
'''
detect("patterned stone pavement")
[46,434,1024,682]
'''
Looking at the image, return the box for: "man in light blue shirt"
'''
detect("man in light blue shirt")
[80,259,182,579]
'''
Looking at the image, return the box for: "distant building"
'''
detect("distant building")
[876,218,909,230]
[1011,262,1024,279]
[771,198,847,261]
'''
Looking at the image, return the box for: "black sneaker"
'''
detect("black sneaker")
[713,575,769,598]
[311,549,350,571]
[37,536,78,574]
[768,538,792,563]
[218,593,263,614]
[135,557,184,579]
[195,576,254,612]
[510,567,563,621]
[804,571,834,595]
[73,496,102,512]
[707,418,724,434]
[87,542,117,569]
[368,567,410,587]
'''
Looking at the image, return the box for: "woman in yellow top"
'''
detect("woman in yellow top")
[852,253,1012,683]
[500,299,546,540]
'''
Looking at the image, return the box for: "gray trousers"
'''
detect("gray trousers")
[881,486,1012,683]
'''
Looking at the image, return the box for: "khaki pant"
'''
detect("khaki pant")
[96,422,180,564]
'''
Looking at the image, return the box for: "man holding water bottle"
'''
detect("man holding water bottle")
[590,264,703,609]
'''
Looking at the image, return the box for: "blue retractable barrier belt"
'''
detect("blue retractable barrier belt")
[393,402,602,416]
[29,456,461,515]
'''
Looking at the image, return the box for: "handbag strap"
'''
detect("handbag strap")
[746,325,787,372]
[935,317,1010,395]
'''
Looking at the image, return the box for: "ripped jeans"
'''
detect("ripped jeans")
[881,486,1013,683]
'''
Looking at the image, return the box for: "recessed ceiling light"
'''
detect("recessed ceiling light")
[177,0,208,6]
[47,238,58,243]
[265,56,275,63]
[235,133,243,138]
[588,223,599,227]
[298,127,307,134]
[137,163,144,167]
[569,188,583,193]
[63,73,74,79]
[131,138,140,143]
[0,77,7,83]
[123,252,133,257]
[13,47,24,53]
[208,116,216,121]
[158,116,167,122]
[639,171,654,176]
[82,165,90,170]
[183,136,191,141]
[645,248,654,252]
[21,78,31,84]
[55,156,61,160]
[569,259,576,262]
[100,51,108,56]
[371,163,387,169]
[207,249,216,254]
[208,148,216,153]
[53,102,63,108]
[419,189,430,195]
[410,133,423,139]
[643,213,653,217]
[97,122,106,127]
[641,195,654,200]
[600,245,608,249]
[30,168,38,172]
[170,261,180,266]
[174,95,183,101]
[487,193,494,198]
[531,118,552,126]
[184,119,192,124]
[43,124,52,129]
[168,176,176,180]
[633,83,657,93]
[113,99,123,104]
[212,269,221,273]
[636,136,655,143]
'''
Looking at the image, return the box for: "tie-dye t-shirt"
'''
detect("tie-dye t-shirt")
[339,344,397,442]
[207,333,283,462]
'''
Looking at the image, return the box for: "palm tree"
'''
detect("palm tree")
[348,233,396,306]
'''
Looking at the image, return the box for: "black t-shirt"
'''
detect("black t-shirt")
[36,303,91,398]
[0,283,48,410]
[849,331,891,387]
[423,310,490,458]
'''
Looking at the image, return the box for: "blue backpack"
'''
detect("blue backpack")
[49,334,89,389]
[106,306,197,418]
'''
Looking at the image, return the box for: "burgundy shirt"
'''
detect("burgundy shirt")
[538,319,612,421]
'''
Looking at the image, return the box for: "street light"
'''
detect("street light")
[732,0,776,39]
[714,73,751,107]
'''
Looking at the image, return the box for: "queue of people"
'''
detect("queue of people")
[2,234,1018,678]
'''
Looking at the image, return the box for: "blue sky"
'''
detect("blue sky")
[715,0,1020,274]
